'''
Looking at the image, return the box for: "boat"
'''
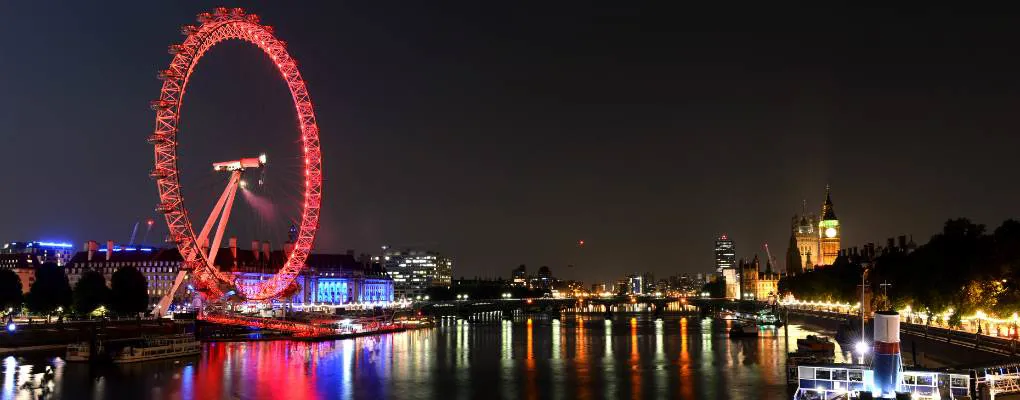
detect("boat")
[729,324,759,338]
[112,334,200,364]
[66,334,200,364]
[66,341,104,362]
[796,335,835,354]
[755,310,784,327]
[786,353,829,385]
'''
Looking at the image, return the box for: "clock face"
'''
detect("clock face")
[824,227,838,238]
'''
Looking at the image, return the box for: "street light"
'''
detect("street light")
[854,341,869,355]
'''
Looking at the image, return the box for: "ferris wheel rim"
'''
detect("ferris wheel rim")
[150,7,323,301]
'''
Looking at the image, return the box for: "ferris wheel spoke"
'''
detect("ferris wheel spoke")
[205,169,242,270]
[196,170,240,254]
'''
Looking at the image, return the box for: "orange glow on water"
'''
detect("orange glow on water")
[680,317,693,398]
[630,318,641,399]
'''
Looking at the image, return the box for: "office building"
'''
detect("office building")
[1,241,75,266]
[714,235,736,273]
[383,249,453,300]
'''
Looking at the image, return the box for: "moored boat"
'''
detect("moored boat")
[66,334,200,364]
[66,342,103,362]
[729,324,759,338]
[796,335,835,354]
[113,334,200,364]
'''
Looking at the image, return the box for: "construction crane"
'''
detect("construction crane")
[764,242,780,275]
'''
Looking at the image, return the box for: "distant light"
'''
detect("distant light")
[855,341,869,355]
[6,323,14,332]
[36,241,73,248]
[259,153,267,164]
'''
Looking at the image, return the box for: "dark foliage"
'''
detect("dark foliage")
[0,269,23,311]
[72,270,110,315]
[781,218,1020,318]
[109,267,148,315]
[26,262,71,314]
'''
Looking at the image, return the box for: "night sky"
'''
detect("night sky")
[2,3,1020,283]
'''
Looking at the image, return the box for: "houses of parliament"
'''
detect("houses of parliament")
[785,186,841,274]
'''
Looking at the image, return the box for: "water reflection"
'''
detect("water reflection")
[0,315,843,399]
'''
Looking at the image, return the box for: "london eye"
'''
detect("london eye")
[148,7,323,315]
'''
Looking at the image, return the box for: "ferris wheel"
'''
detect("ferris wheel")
[148,8,322,315]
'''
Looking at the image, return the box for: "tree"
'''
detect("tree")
[110,267,148,315]
[0,269,23,312]
[26,262,71,315]
[72,270,110,315]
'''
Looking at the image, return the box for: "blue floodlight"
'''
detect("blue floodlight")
[36,241,73,248]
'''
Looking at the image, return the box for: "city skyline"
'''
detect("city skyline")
[4,3,1020,284]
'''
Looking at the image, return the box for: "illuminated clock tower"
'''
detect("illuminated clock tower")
[817,185,840,266]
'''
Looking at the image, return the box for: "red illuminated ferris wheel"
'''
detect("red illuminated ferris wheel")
[148,8,322,314]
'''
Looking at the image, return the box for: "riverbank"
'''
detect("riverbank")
[787,311,1009,368]
[0,318,193,355]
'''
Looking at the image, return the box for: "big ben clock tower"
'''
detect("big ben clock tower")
[817,185,840,266]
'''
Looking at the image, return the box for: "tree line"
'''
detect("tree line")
[779,218,1020,327]
[0,262,150,318]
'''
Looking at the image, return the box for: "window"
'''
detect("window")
[848,370,863,382]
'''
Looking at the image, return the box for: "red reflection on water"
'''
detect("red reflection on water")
[189,342,323,400]
[525,318,537,400]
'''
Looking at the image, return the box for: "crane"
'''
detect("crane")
[764,242,780,276]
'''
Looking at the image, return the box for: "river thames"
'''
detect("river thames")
[2,315,844,399]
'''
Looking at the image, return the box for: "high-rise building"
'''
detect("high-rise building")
[383,249,453,300]
[817,186,841,266]
[714,235,735,273]
[627,274,644,295]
